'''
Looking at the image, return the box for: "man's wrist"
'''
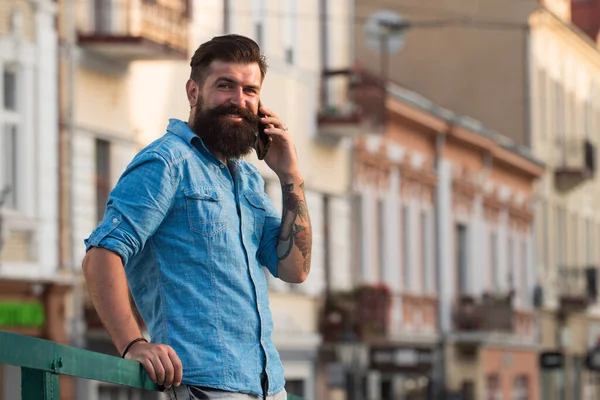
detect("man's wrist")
[277,170,303,184]
[118,335,145,355]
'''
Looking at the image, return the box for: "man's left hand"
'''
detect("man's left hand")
[258,106,301,180]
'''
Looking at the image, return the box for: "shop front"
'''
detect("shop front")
[368,343,435,400]
[0,279,71,400]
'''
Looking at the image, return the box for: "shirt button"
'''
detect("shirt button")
[112,218,118,223]
[257,304,261,310]
[219,164,225,169]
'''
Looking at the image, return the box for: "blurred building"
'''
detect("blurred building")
[319,76,544,399]
[0,0,73,399]
[350,0,600,398]
[530,4,600,399]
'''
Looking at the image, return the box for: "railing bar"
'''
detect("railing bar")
[0,331,157,391]
[21,367,60,400]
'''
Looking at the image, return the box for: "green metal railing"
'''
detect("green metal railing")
[0,330,302,399]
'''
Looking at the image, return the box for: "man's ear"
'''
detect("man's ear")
[186,79,199,108]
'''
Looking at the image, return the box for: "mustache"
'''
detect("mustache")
[205,104,260,125]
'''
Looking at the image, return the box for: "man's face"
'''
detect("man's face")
[190,61,263,159]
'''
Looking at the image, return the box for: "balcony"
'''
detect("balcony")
[453,293,514,333]
[317,69,389,144]
[77,0,190,62]
[557,265,597,313]
[319,284,392,343]
[555,138,596,192]
[452,293,519,349]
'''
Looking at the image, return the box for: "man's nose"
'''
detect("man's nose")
[229,88,247,108]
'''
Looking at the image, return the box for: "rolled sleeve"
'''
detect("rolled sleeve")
[258,193,282,277]
[84,151,177,266]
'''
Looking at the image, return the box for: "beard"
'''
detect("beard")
[191,100,259,160]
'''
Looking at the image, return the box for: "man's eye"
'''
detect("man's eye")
[219,84,232,89]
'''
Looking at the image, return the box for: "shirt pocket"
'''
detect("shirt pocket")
[244,192,266,240]
[185,188,227,237]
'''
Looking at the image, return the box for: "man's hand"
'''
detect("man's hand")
[258,106,300,181]
[124,341,183,388]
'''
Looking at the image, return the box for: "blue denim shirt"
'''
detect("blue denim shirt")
[84,119,285,396]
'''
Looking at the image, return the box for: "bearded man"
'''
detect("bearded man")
[82,34,312,400]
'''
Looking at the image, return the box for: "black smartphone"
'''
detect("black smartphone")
[255,101,271,160]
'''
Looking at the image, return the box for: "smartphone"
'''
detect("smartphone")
[255,101,272,160]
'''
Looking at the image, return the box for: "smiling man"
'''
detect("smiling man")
[81,35,312,400]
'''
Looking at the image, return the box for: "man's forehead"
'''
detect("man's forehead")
[207,60,262,84]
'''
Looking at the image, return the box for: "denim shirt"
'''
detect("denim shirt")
[84,119,285,396]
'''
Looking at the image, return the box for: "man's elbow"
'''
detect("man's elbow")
[278,267,309,284]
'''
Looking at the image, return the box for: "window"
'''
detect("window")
[585,100,592,139]
[554,80,565,145]
[403,205,411,291]
[586,218,593,265]
[421,211,433,293]
[490,231,499,292]
[1,68,19,211]
[521,240,528,307]
[513,375,530,400]
[556,208,566,266]
[377,198,385,282]
[538,68,547,138]
[456,223,468,294]
[508,237,514,290]
[253,0,266,47]
[3,70,16,111]
[486,374,502,400]
[1,125,17,209]
[95,139,111,223]
[281,0,297,64]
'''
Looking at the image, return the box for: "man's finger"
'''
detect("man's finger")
[139,357,157,383]
[260,116,284,128]
[168,348,183,386]
[149,355,166,386]
[259,106,280,120]
[158,352,175,387]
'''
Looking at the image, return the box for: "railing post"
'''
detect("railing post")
[21,367,60,400]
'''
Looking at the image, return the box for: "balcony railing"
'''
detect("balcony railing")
[77,0,190,61]
[453,293,514,333]
[319,284,392,343]
[557,265,597,312]
[0,330,302,399]
[555,138,596,191]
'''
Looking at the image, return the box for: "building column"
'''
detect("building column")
[437,159,453,332]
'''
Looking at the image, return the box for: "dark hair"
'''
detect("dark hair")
[190,34,268,85]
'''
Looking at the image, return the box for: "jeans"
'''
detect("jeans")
[164,384,287,400]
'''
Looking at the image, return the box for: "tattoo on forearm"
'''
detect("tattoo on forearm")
[277,182,312,275]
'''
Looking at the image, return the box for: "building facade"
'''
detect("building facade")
[0,0,72,399]
[530,6,600,399]
[318,83,543,400]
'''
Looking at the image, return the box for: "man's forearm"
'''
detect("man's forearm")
[82,247,143,354]
[276,174,312,283]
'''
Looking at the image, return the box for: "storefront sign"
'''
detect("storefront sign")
[0,301,45,328]
[370,346,433,372]
[539,351,564,370]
